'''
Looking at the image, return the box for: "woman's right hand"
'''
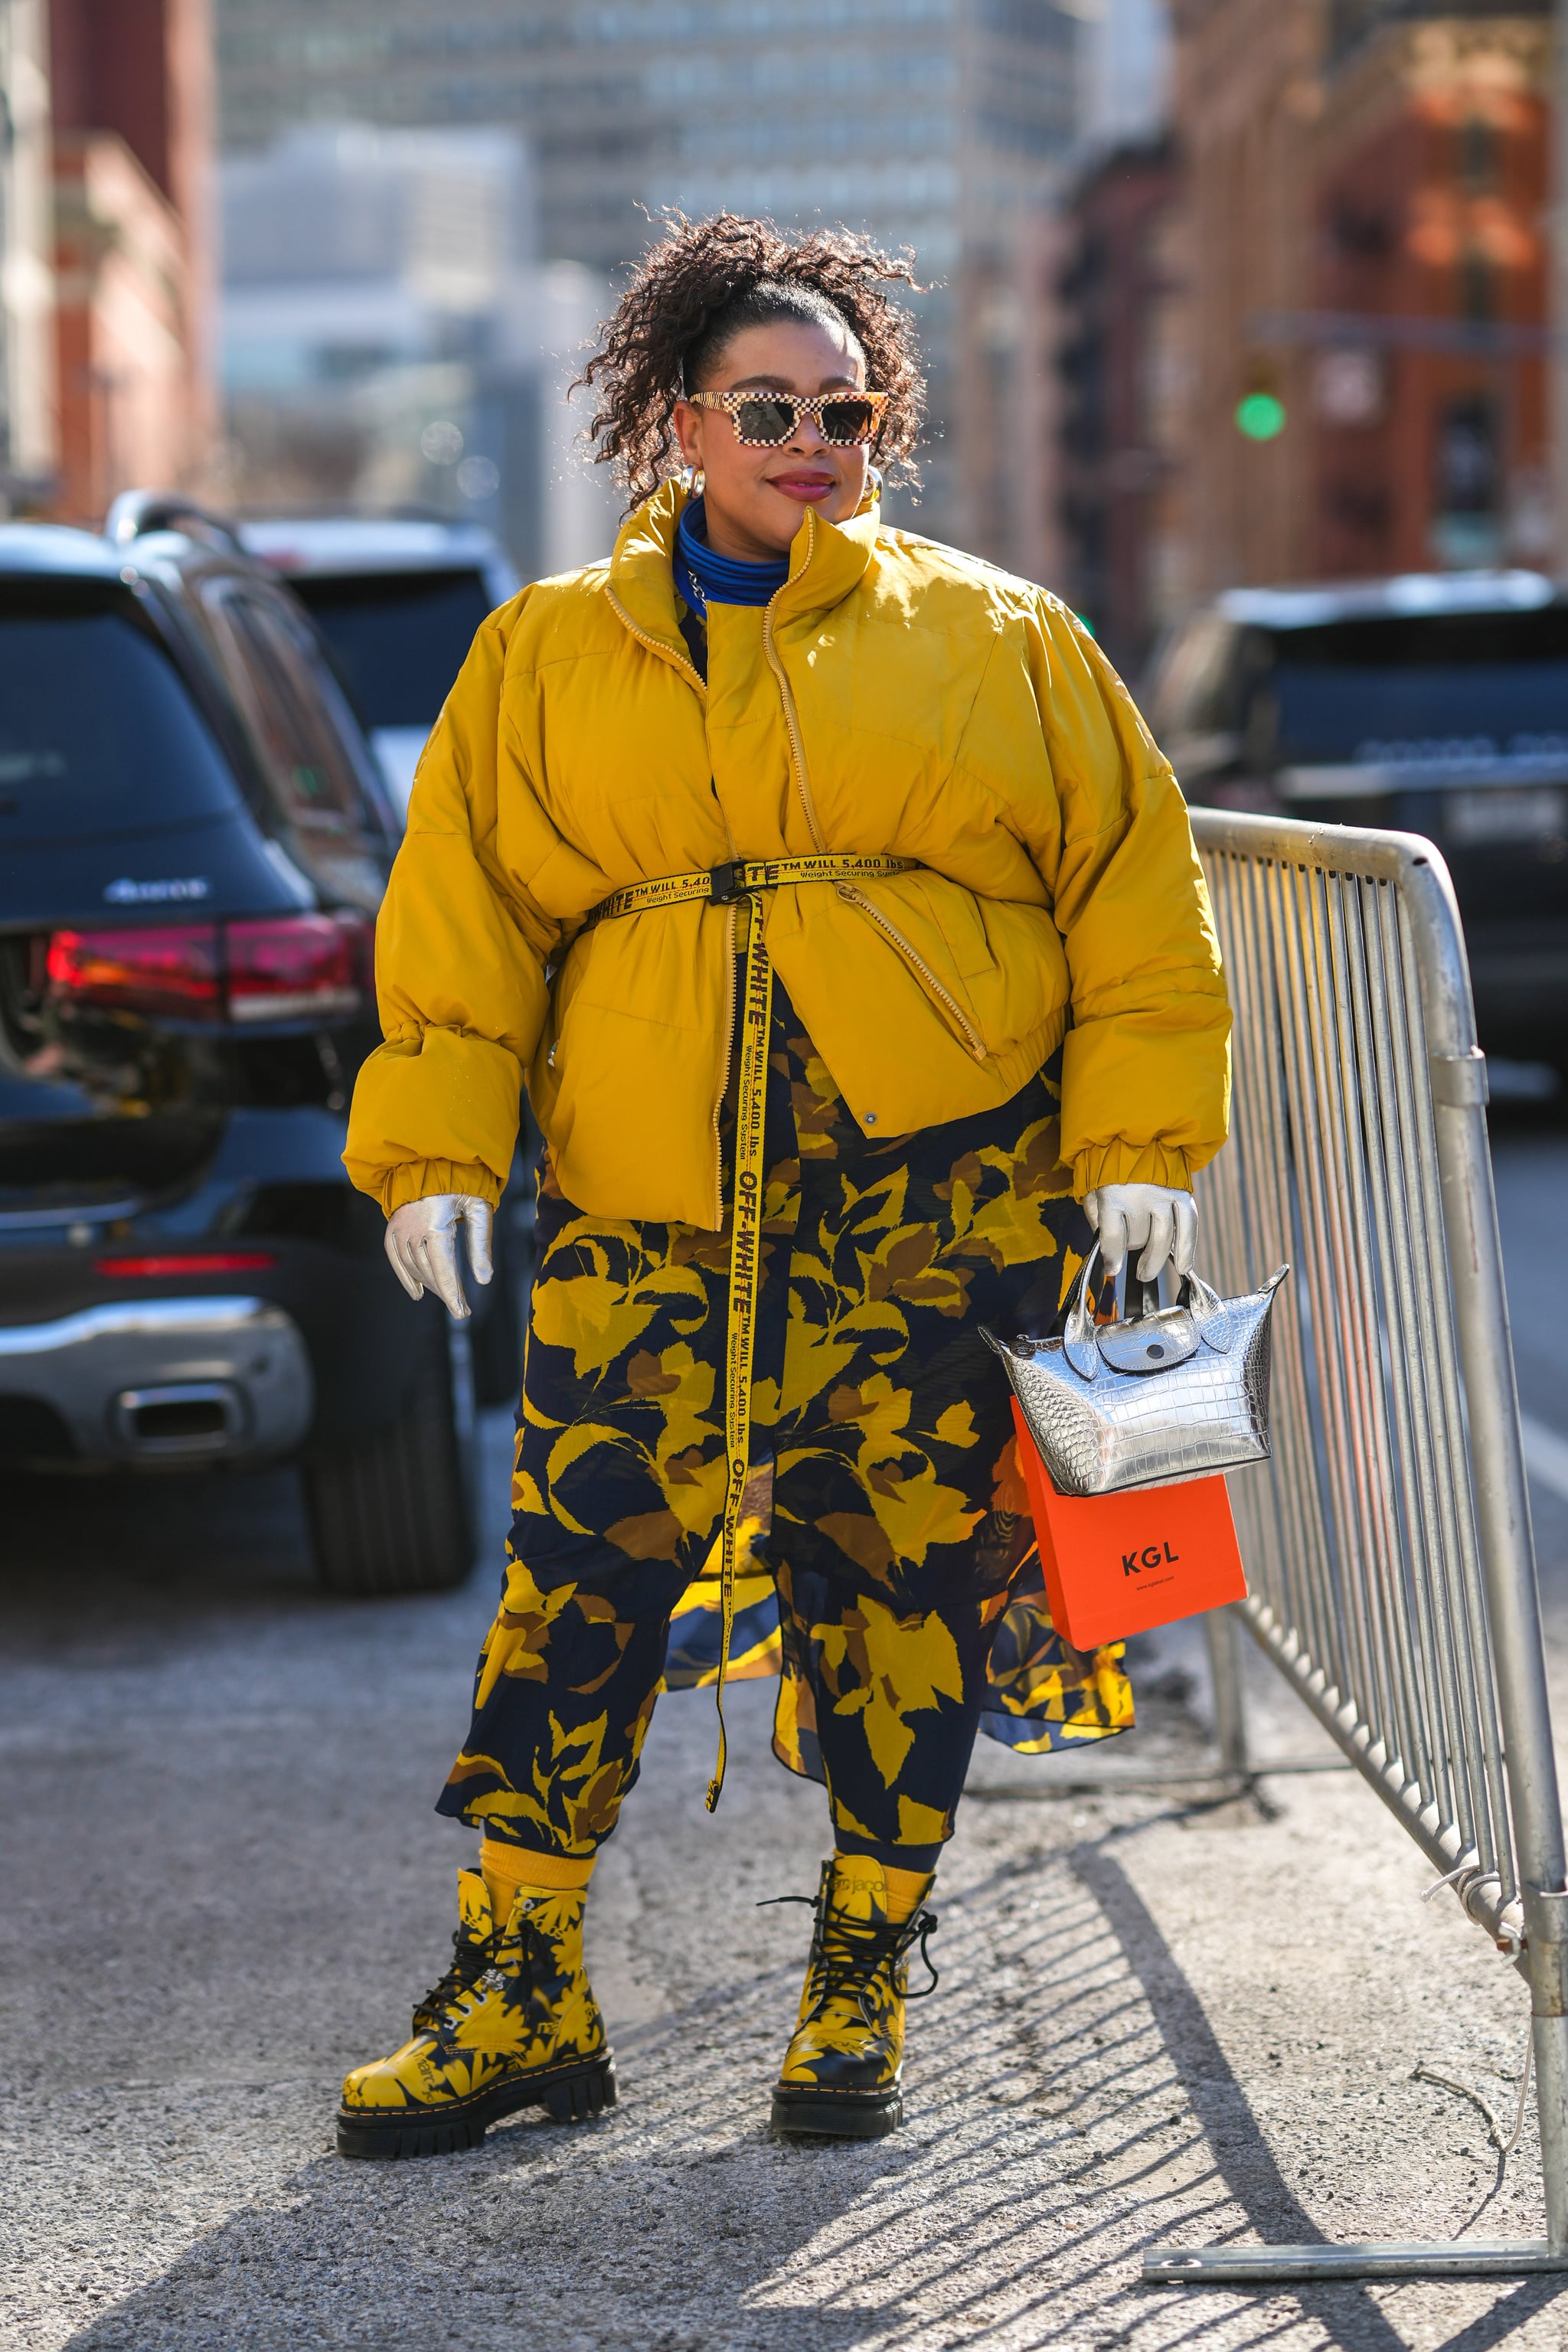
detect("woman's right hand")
[1083,1183,1197,1282]
[384,1194,494,1320]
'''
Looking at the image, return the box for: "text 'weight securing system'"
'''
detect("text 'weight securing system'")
[1143,807,1568,2285]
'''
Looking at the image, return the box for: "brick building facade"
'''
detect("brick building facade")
[1174,0,1555,593]
[1054,1,1554,622]
[1308,12,1551,577]
[47,0,215,521]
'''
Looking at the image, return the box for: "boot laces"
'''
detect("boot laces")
[762,1891,941,2031]
[478,1909,557,1998]
[415,1903,561,2035]
[412,1922,494,2034]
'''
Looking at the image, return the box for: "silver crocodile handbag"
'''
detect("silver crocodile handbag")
[982,1248,1289,1498]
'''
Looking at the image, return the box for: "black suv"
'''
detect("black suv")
[0,492,506,1592]
[1145,572,1568,1075]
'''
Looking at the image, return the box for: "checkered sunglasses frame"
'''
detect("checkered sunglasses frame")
[684,388,889,447]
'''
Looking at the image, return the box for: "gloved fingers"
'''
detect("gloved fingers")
[1082,1189,1101,1233]
[1096,1199,1129,1276]
[460,1197,494,1287]
[1135,1196,1176,1283]
[415,1223,471,1321]
[1171,1192,1199,1280]
[384,1220,425,1302]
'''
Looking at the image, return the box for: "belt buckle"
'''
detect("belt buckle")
[708,860,750,905]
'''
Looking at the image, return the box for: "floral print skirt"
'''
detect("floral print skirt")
[439,980,1133,1865]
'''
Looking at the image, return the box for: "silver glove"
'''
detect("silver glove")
[384,1193,494,1321]
[1082,1182,1198,1282]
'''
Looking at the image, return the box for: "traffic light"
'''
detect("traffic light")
[1236,392,1286,439]
[1235,361,1286,442]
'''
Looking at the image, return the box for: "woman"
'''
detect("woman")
[335,214,1230,2160]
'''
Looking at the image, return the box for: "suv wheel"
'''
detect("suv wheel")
[305,1318,481,1595]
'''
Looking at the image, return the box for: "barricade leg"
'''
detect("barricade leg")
[1432,1055,1568,2255]
[1203,1606,1250,1780]
[1526,1888,1568,2252]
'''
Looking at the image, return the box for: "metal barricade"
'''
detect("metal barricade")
[1145,808,1568,2285]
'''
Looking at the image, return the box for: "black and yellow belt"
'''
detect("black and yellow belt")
[582,854,920,1807]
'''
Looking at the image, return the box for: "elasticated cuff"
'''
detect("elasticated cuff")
[374,1158,505,1218]
[1070,1138,1193,1200]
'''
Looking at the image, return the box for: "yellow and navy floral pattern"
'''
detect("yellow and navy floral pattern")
[439,982,1132,1864]
[339,1873,604,2123]
[775,1854,932,2115]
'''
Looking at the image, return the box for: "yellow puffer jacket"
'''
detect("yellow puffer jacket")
[345,481,1230,1230]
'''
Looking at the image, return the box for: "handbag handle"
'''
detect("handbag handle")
[1062,1243,1233,1380]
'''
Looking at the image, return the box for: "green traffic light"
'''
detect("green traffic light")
[1236,392,1286,441]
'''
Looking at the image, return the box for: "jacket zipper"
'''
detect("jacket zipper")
[760,521,988,1067]
[762,512,828,852]
[607,578,739,1218]
[835,882,988,1063]
[605,586,707,698]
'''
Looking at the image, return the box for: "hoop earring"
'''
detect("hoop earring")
[688,466,705,497]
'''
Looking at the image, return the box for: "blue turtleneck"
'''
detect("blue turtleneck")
[673,496,791,619]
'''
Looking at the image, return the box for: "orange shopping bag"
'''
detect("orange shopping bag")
[1011,1399,1247,1651]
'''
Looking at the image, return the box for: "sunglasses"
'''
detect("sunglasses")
[686,388,888,447]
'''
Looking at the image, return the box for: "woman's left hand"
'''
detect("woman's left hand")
[1083,1184,1198,1282]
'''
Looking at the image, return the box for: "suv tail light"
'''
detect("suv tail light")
[96,1251,279,1277]
[46,925,220,1017]
[227,913,370,1023]
[45,912,374,1025]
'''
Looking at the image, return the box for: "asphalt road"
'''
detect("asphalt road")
[6,1108,1568,2351]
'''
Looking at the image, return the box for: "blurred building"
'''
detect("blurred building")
[1081,0,1174,149]
[1168,0,1552,594]
[1054,137,1181,671]
[48,0,216,520]
[1308,5,1551,576]
[220,124,618,577]
[0,0,215,519]
[1167,0,1324,591]
[1045,0,1192,660]
[213,0,1085,571]
[0,0,54,503]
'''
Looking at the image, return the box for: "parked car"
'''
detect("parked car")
[237,515,520,819]
[0,492,507,1592]
[1145,570,1568,1073]
[239,511,534,1369]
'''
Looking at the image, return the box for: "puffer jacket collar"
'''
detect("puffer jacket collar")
[607,476,880,675]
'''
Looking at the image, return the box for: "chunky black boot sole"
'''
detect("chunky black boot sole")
[770,2082,902,2140]
[336,2048,617,2159]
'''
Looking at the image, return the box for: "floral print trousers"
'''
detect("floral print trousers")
[438,982,1133,1868]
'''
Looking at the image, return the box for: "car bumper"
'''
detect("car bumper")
[0,1295,314,1467]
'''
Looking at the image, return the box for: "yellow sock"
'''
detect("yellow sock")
[880,1863,935,1922]
[831,1853,934,1923]
[480,1838,596,1929]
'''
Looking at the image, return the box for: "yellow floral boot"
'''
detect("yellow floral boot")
[336,1868,616,2158]
[770,1855,939,2140]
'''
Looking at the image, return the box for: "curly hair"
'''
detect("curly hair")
[578,213,925,510]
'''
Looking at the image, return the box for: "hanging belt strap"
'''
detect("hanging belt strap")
[580,852,919,1809]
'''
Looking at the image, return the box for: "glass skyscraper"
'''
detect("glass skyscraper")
[217,0,1083,566]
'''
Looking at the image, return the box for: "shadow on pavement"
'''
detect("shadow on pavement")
[9,1401,1565,2349]
[1077,1841,1568,2352]
[41,1816,1541,2351]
